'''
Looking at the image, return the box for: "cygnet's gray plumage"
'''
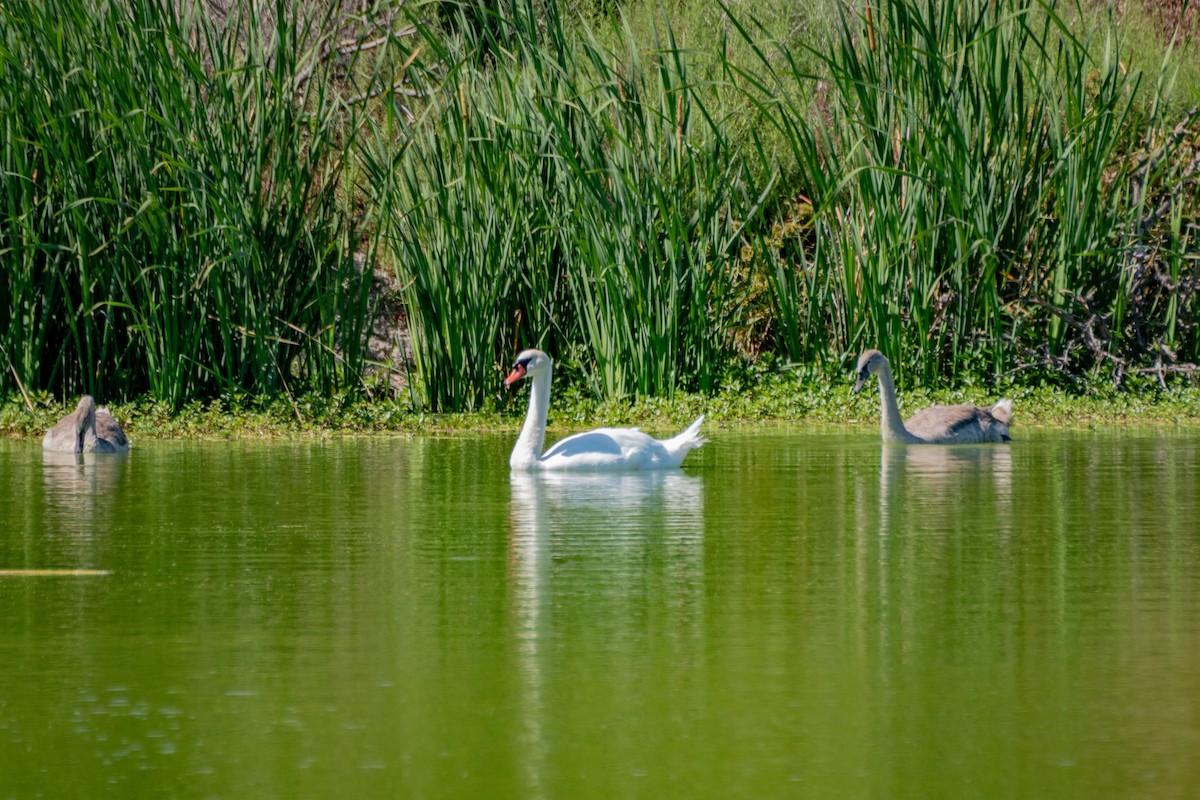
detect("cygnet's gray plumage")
[42,395,131,454]
[853,349,1012,444]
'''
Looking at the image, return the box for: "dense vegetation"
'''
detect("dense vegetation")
[0,0,383,408]
[1,0,1197,416]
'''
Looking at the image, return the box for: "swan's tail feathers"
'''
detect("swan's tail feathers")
[663,414,705,463]
[990,399,1013,426]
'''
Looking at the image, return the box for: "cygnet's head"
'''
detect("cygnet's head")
[852,349,887,394]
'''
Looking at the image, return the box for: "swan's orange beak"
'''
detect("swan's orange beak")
[504,363,527,386]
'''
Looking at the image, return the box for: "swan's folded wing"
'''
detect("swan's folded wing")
[42,416,77,452]
[540,428,661,470]
[96,413,130,449]
[904,404,1008,443]
[542,430,625,459]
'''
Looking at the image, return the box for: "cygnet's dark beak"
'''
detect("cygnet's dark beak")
[852,371,868,394]
[504,363,527,386]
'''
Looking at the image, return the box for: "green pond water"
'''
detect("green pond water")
[1,429,1198,799]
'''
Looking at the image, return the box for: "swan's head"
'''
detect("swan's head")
[852,349,887,394]
[72,395,97,454]
[504,348,551,386]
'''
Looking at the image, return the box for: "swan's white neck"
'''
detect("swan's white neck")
[511,366,552,469]
[876,362,921,444]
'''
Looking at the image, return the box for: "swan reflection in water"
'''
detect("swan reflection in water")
[40,448,130,551]
[506,470,704,799]
[510,469,704,534]
[507,470,705,601]
[878,443,1013,532]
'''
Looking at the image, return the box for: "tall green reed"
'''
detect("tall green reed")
[550,19,765,398]
[0,0,378,406]
[360,12,569,412]
[728,0,1176,384]
[364,1,766,410]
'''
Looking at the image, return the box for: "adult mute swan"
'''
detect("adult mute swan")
[42,395,131,454]
[853,349,1012,444]
[504,348,704,471]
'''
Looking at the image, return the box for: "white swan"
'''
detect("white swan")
[504,348,705,471]
[853,349,1012,444]
[42,395,131,454]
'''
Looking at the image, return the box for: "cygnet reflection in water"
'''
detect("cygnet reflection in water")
[877,443,1013,532]
[39,448,130,542]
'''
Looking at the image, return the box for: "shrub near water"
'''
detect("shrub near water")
[0,0,377,407]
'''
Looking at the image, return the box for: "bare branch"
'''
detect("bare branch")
[346,79,425,113]
[294,22,421,93]
[1027,296,1125,369]
[336,24,417,55]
